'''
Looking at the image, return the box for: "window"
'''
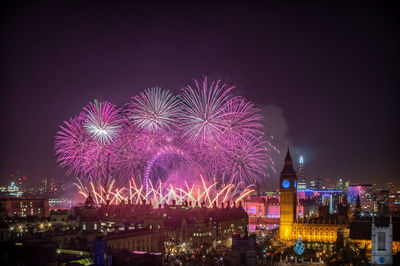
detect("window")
[378,232,386,250]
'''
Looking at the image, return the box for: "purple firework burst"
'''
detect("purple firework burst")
[128,87,181,133]
[55,76,278,188]
[55,116,92,176]
[222,137,269,185]
[180,78,234,144]
[222,96,264,142]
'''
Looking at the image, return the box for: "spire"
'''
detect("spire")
[281,147,296,176]
[285,147,292,163]
[299,154,304,165]
[356,194,361,209]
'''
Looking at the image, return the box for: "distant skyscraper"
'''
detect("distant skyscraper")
[310,177,322,190]
[297,155,307,190]
[336,178,344,190]
[376,189,390,214]
[389,187,400,213]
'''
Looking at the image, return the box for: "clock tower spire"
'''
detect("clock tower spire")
[279,147,298,241]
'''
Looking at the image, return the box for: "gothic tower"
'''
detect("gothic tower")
[279,148,298,241]
[371,216,393,265]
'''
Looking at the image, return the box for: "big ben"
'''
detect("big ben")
[279,148,297,241]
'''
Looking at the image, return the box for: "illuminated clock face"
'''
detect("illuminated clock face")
[282,180,290,188]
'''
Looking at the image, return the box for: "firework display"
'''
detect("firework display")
[180,78,233,144]
[82,100,123,144]
[55,77,277,205]
[74,175,255,208]
[128,87,181,133]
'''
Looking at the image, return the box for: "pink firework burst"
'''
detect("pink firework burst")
[222,96,264,142]
[55,76,279,191]
[128,87,181,133]
[180,78,234,144]
[55,116,93,176]
[82,99,123,144]
[222,137,269,185]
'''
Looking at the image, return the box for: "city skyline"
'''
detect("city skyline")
[1,2,399,187]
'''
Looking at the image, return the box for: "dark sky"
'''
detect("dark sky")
[1,1,399,188]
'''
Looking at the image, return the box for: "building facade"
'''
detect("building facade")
[0,198,49,218]
[278,150,350,245]
[279,149,297,241]
[371,216,393,265]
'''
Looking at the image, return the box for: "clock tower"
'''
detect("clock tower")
[279,148,297,241]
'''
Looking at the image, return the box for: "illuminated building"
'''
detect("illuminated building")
[0,198,49,218]
[1,182,23,197]
[10,170,28,192]
[242,195,280,232]
[335,178,344,191]
[278,150,349,244]
[297,189,343,215]
[279,148,297,241]
[51,194,249,254]
[389,187,400,213]
[42,177,58,193]
[347,184,376,213]
[344,180,350,193]
[297,155,307,190]
[376,189,390,214]
[310,178,322,190]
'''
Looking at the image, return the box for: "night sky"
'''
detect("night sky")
[1,2,399,188]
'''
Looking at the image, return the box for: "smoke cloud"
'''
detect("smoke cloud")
[260,104,291,190]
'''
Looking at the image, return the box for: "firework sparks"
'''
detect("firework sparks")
[75,176,255,208]
[223,137,269,185]
[56,76,278,198]
[82,99,122,144]
[180,78,234,144]
[222,96,263,142]
[128,87,181,133]
[55,116,92,176]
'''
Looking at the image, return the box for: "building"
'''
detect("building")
[230,234,257,266]
[0,198,49,218]
[51,194,248,254]
[297,189,343,215]
[297,155,307,190]
[242,195,280,232]
[310,178,322,190]
[371,216,393,265]
[10,170,28,192]
[292,203,349,243]
[279,149,297,241]
[389,187,400,213]
[347,184,376,213]
[336,178,344,191]
[376,189,390,214]
[349,215,400,265]
[278,150,349,245]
